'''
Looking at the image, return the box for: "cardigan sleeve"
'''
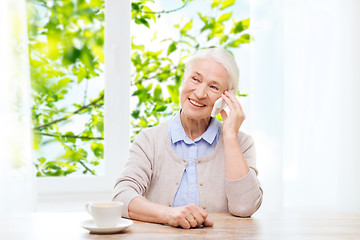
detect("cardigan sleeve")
[112,131,154,218]
[225,135,263,217]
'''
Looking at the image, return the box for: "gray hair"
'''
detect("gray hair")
[183,48,239,94]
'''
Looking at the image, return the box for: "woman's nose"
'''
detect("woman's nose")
[194,84,208,99]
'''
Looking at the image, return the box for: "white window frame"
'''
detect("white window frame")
[36,0,130,201]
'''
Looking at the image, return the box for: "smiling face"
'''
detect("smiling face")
[180,57,230,121]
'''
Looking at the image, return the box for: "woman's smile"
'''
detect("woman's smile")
[188,98,206,107]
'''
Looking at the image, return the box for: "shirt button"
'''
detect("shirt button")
[199,183,203,187]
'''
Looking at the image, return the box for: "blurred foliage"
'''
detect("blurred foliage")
[27,0,105,176]
[27,0,250,177]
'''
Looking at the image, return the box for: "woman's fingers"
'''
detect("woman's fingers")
[220,90,246,135]
[167,207,190,229]
[220,109,227,121]
[203,218,214,227]
[224,91,243,112]
[167,204,213,229]
[186,204,203,227]
[224,90,236,101]
[221,91,238,114]
[185,204,212,228]
[191,209,206,227]
[180,218,191,229]
[221,93,232,109]
[185,216,198,228]
[221,91,243,118]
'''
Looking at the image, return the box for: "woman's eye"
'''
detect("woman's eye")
[210,85,219,91]
[192,77,200,82]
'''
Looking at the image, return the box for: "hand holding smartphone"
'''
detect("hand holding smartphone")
[211,97,227,117]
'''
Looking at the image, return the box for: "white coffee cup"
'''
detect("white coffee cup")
[85,201,123,228]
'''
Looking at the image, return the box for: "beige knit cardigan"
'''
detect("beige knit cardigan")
[113,120,263,218]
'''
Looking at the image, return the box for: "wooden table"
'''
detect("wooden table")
[1,212,360,240]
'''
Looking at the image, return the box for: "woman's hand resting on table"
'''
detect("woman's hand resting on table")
[165,204,214,229]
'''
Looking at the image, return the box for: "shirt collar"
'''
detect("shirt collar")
[169,110,219,145]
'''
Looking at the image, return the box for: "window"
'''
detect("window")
[33,0,251,204]
[33,1,130,199]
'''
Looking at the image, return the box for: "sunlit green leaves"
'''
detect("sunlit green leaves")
[132,109,140,119]
[33,133,42,150]
[90,142,104,158]
[51,78,72,93]
[231,18,250,34]
[211,0,222,8]
[220,0,235,10]
[180,19,193,35]
[64,131,76,144]
[212,0,235,10]
[167,85,180,105]
[217,12,232,23]
[35,159,79,177]
[167,42,177,55]
[28,0,105,177]
[154,84,162,101]
[132,83,153,106]
[132,1,156,28]
[79,46,96,76]
[62,147,88,163]
[154,104,167,112]
[63,46,81,65]
[132,40,145,51]
[226,34,252,48]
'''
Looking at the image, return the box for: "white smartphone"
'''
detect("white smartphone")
[211,97,227,117]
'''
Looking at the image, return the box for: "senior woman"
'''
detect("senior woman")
[113,47,263,229]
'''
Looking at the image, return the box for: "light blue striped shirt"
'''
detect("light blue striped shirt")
[169,110,220,207]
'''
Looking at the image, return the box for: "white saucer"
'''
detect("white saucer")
[80,218,133,234]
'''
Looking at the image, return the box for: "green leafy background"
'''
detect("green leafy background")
[27,0,251,177]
